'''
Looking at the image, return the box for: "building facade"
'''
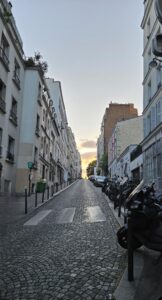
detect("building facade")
[108,116,143,177]
[0,1,81,195]
[0,0,24,194]
[141,0,162,190]
[102,102,138,154]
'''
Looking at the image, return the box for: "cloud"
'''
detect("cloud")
[80,140,96,148]
[81,151,96,159]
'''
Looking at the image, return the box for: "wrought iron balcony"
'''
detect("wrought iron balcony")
[6,151,14,163]
[37,96,42,106]
[9,110,17,125]
[35,126,40,137]
[12,72,20,90]
[0,96,6,113]
[0,47,10,71]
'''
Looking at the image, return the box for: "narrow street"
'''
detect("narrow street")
[0,180,126,300]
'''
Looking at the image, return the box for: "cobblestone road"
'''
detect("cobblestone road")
[0,179,126,300]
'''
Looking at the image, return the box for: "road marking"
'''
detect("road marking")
[56,208,76,224]
[24,210,52,226]
[86,206,106,222]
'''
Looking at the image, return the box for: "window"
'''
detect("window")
[35,114,40,136]
[43,109,45,122]
[33,147,38,169]
[0,128,2,157]
[157,140,162,177]
[144,140,162,182]
[151,106,156,131]
[0,79,6,113]
[37,83,42,106]
[148,81,151,103]
[6,136,14,162]
[13,59,20,89]
[147,112,151,134]
[147,18,150,39]
[157,67,161,89]
[10,97,17,125]
[156,100,162,125]
[0,33,9,70]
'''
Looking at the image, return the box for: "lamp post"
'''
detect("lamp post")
[27,161,33,196]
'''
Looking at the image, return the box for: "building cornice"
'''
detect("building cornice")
[141,0,153,29]
[141,122,162,146]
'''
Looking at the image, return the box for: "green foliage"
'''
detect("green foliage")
[24,52,48,75]
[86,160,97,177]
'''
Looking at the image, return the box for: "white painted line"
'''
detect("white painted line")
[24,210,52,226]
[56,208,76,224]
[86,206,106,222]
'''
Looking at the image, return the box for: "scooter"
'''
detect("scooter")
[117,180,162,251]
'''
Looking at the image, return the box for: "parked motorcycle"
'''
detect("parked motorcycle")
[114,179,139,215]
[117,180,162,251]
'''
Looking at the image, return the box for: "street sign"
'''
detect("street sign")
[27,161,33,169]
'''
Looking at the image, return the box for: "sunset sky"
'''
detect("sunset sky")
[12,0,143,176]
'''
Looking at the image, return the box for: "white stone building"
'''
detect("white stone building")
[46,78,69,184]
[0,1,81,195]
[141,0,162,190]
[116,145,137,179]
[0,0,24,194]
[108,116,143,177]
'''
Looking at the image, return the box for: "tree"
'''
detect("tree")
[86,160,97,177]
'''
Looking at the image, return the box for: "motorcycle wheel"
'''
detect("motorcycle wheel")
[117,226,142,250]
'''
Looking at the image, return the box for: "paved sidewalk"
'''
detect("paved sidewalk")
[0,181,76,226]
[104,194,162,300]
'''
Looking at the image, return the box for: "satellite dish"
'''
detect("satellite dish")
[155,0,162,24]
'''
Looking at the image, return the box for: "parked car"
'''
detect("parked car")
[94,176,107,187]
[88,175,96,182]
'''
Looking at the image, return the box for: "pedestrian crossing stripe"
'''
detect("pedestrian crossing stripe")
[23,206,106,226]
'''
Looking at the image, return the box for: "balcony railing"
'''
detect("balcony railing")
[9,110,17,125]
[0,96,6,113]
[0,47,10,71]
[6,151,14,163]
[13,72,20,90]
[35,126,40,137]
[37,96,42,106]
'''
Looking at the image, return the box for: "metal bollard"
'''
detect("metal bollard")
[128,211,134,281]
[42,188,45,203]
[25,187,28,214]
[35,191,37,207]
